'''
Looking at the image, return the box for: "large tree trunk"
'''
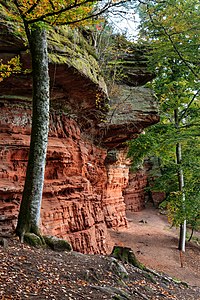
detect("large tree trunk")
[16,24,49,240]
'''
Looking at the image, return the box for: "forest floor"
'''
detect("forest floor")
[0,206,200,300]
[109,205,200,287]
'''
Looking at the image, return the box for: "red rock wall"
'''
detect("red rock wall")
[0,101,128,254]
[124,170,148,212]
[103,150,129,229]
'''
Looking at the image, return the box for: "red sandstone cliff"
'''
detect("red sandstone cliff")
[124,170,148,212]
[0,24,159,254]
[0,101,129,254]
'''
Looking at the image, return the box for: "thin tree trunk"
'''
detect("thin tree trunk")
[16,24,50,240]
[178,220,187,252]
[176,142,186,252]
[174,109,186,252]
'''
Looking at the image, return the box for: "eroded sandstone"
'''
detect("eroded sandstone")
[0,101,130,253]
[124,170,148,212]
[0,22,159,254]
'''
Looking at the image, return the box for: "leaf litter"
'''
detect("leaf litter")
[0,238,200,300]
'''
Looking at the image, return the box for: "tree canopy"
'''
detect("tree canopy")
[128,0,200,249]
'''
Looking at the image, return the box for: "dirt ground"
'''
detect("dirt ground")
[1,206,200,299]
[1,235,200,300]
[109,205,200,287]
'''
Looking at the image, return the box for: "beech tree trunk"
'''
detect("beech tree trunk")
[174,110,186,252]
[16,24,49,239]
[176,142,186,252]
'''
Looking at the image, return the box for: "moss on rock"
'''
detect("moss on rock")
[44,235,72,252]
[48,26,107,92]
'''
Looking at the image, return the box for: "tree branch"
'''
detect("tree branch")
[25,0,128,24]
[162,27,199,78]
[51,3,115,26]
[179,88,200,121]
[26,0,108,24]
[25,0,41,16]
[146,4,199,79]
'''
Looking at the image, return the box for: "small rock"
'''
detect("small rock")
[0,237,8,248]
[139,219,147,224]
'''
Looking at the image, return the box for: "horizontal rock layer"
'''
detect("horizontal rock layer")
[0,99,129,254]
[124,171,148,212]
[0,22,159,254]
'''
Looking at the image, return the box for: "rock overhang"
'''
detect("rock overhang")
[94,86,159,149]
[0,21,109,127]
[0,17,159,150]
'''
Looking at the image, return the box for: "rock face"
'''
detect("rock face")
[104,150,129,229]
[0,101,129,254]
[98,86,159,148]
[124,170,148,212]
[0,23,159,254]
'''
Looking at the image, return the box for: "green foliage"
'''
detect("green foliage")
[85,20,145,88]
[129,0,200,232]
[129,115,200,230]
[138,0,200,77]
[0,56,22,82]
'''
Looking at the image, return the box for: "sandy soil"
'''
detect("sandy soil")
[109,206,200,287]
